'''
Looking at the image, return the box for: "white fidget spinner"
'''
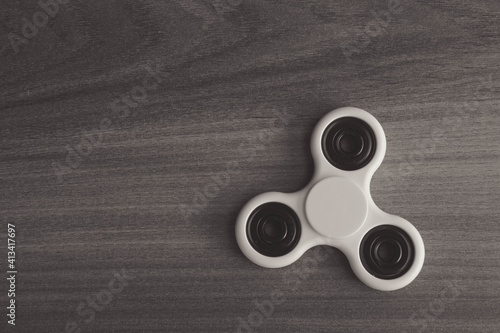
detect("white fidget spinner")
[235,107,425,291]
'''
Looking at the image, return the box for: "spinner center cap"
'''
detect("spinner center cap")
[305,177,368,238]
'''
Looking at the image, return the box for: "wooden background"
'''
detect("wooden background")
[1,0,499,332]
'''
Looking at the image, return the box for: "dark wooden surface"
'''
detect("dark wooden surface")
[1,0,499,332]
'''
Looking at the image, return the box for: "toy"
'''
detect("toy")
[235,107,424,291]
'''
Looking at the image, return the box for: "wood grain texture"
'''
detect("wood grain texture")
[1,0,499,332]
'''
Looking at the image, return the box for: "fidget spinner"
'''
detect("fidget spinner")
[235,107,424,291]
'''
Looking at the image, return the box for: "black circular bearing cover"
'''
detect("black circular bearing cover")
[246,202,301,257]
[360,225,415,279]
[321,117,376,170]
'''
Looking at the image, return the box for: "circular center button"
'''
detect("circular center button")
[259,215,288,244]
[338,133,361,154]
[375,239,402,265]
[305,177,368,238]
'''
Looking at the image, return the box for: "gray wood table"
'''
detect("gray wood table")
[1,1,499,332]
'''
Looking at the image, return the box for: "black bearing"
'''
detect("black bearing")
[321,117,376,170]
[360,225,414,279]
[246,202,301,257]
